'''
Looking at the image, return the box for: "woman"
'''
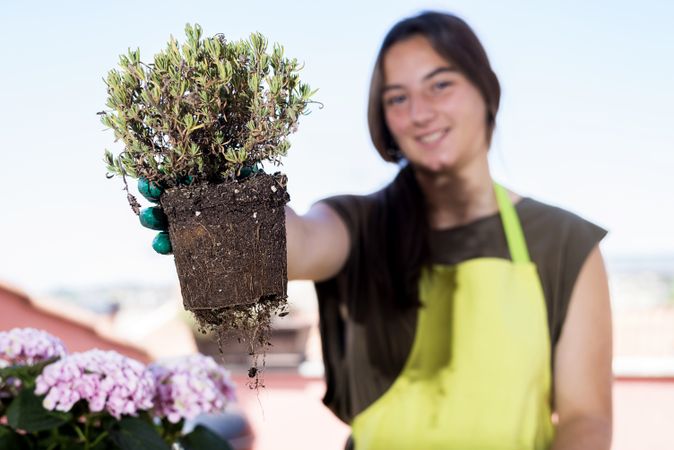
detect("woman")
[286,11,612,450]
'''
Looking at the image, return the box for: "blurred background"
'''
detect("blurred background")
[1,1,672,449]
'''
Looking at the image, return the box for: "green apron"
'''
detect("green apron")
[351,183,555,449]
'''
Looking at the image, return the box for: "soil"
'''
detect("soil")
[161,172,290,386]
[161,172,289,310]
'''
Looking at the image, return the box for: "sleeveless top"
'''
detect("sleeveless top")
[314,185,607,425]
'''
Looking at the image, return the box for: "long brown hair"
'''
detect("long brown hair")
[354,12,501,332]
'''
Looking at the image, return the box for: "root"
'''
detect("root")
[192,296,288,389]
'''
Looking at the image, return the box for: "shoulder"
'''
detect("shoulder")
[517,195,608,285]
[516,196,608,246]
[517,196,608,346]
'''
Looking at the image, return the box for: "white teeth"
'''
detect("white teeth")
[418,130,446,144]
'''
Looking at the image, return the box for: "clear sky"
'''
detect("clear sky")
[1,0,672,293]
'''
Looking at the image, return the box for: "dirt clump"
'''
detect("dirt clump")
[161,172,290,386]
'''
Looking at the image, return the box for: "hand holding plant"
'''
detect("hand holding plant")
[101,23,315,384]
[137,178,172,254]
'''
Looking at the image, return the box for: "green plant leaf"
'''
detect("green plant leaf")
[0,364,35,383]
[1,358,60,383]
[179,425,233,450]
[109,417,169,450]
[102,24,315,186]
[0,424,30,450]
[6,389,71,433]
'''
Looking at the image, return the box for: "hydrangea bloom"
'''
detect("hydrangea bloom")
[150,354,236,423]
[35,349,154,419]
[0,328,67,368]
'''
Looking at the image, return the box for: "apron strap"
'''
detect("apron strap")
[494,182,530,264]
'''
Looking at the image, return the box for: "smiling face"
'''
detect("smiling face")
[382,35,490,175]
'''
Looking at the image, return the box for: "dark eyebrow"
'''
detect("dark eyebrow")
[382,66,457,93]
[424,66,457,80]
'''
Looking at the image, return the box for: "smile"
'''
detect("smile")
[416,128,449,145]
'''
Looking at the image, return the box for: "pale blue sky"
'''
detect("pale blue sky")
[1,1,672,292]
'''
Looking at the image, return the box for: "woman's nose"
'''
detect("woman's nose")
[409,95,436,125]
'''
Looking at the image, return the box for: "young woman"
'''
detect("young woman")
[286,11,612,450]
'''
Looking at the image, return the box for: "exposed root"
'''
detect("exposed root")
[192,296,288,389]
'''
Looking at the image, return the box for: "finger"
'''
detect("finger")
[178,175,194,185]
[237,163,261,179]
[152,231,172,255]
[138,178,163,203]
[139,206,168,230]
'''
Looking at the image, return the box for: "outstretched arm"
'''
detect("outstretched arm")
[285,202,350,282]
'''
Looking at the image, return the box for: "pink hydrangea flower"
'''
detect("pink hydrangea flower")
[0,328,67,367]
[150,354,236,423]
[35,349,154,419]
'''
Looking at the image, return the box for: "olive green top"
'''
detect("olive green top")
[315,188,607,424]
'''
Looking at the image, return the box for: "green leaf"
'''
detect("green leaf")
[102,24,314,186]
[6,389,71,433]
[0,424,30,450]
[109,417,169,450]
[0,364,36,383]
[179,425,233,450]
